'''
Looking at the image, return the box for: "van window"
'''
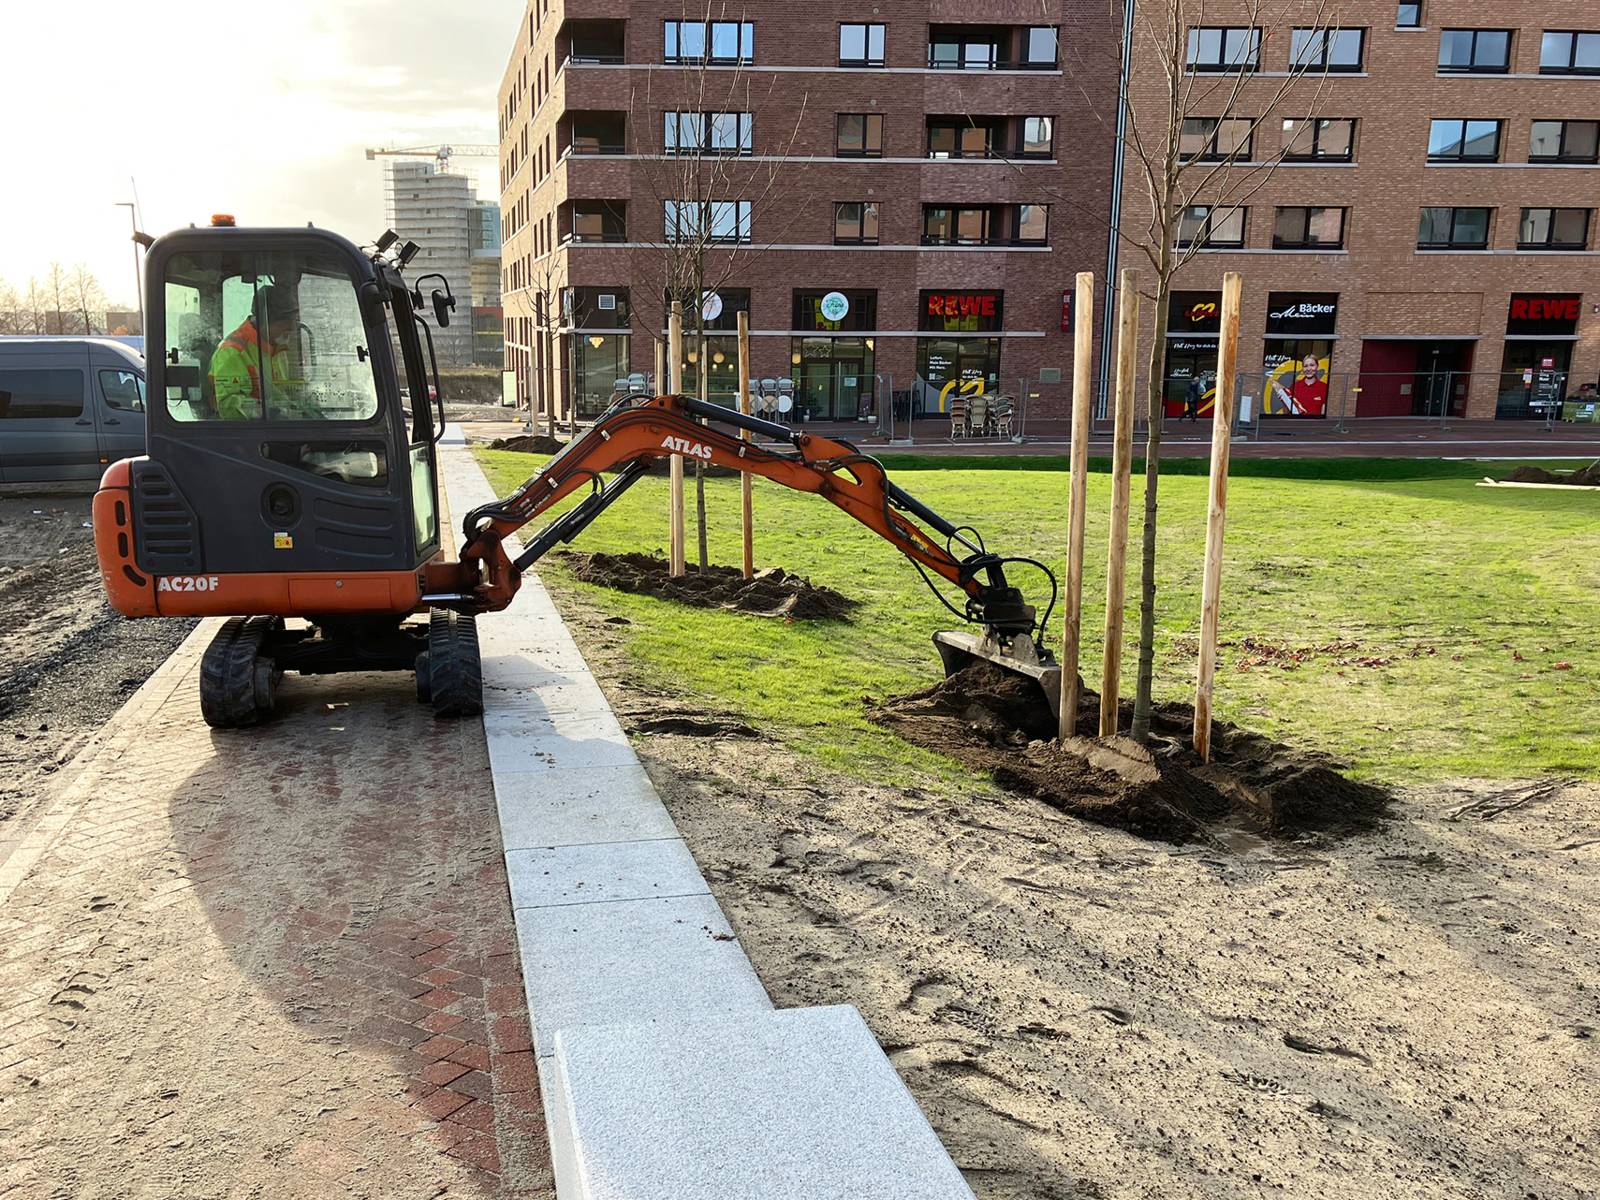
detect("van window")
[99,369,146,412]
[0,369,84,419]
[163,247,381,423]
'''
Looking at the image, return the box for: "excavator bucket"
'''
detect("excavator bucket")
[932,629,1062,723]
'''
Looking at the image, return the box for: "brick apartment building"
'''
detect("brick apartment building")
[498,3,1600,425]
[1136,3,1600,422]
[495,2,1118,425]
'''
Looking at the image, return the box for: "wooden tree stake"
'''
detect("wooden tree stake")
[737,310,754,579]
[1194,271,1243,762]
[1060,271,1095,740]
[667,301,687,577]
[1100,269,1139,738]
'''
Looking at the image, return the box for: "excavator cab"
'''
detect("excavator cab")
[94,224,482,726]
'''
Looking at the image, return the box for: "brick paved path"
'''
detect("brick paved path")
[0,626,551,1198]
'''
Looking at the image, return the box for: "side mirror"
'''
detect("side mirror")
[432,289,455,328]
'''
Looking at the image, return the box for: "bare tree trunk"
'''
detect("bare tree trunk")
[1130,253,1175,742]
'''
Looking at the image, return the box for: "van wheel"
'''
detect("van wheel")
[200,616,282,728]
[426,608,482,718]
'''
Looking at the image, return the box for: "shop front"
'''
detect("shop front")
[1261,292,1338,417]
[1497,293,1581,418]
[916,289,1003,415]
[1162,291,1220,417]
[565,286,632,419]
[676,288,750,406]
[790,289,877,420]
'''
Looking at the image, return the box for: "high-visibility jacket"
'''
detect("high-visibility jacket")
[209,318,293,420]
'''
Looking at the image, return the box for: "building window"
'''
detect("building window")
[664,200,751,243]
[923,206,992,245]
[834,201,879,244]
[1016,204,1048,243]
[836,113,884,157]
[1179,117,1254,161]
[1281,117,1355,161]
[1291,28,1366,71]
[1398,4,1422,28]
[927,118,1000,159]
[1417,206,1492,249]
[1178,205,1246,248]
[664,20,753,64]
[1186,27,1261,72]
[1530,119,1600,163]
[839,23,885,67]
[1540,31,1600,75]
[1024,26,1059,68]
[1020,117,1054,157]
[1519,207,1591,249]
[928,27,998,70]
[1438,29,1511,74]
[569,201,626,243]
[1427,119,1502,162]
[1272,206,1346,249]
[664,111,752,155]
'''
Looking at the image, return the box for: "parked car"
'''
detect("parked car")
[0,338,146,484]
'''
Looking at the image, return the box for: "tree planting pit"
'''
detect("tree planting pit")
[868,661,1389,844]
[558,551,858,620]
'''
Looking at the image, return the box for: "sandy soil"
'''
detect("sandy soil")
[0,490,194,829]
[547,583,1600,1200]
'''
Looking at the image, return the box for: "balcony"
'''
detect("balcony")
[562,200,628,245]
[927,23,1058,70]
[561,111,628,158]
[558,18,625,68]
[922,203,1049,246]
[926,115,1054,160]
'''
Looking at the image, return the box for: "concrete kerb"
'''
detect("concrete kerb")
[443,440,977,1199]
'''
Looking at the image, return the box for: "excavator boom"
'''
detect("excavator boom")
[437,392,1061,714]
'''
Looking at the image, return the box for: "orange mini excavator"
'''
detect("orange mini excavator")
[94,222,1059,727]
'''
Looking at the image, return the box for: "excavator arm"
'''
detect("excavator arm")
[434,393,1062,711]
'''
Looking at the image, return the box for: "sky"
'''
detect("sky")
[0,0,519,307]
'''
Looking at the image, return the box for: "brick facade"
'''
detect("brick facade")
[1125,2,1600,421]
[495,1,1119,425]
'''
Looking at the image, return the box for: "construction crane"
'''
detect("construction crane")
[364,144,497,174]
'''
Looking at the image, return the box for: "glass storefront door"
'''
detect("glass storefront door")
[793,336,873,420]
[1497,342,1573,419]
[914,337,1001,415]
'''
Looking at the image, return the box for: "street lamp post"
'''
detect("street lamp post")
[114,201,144,337]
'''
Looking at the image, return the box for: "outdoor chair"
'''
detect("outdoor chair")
[991,395,1014,438]
[969,393,990,437]
[948,393,968,438]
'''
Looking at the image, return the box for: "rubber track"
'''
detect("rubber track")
[199,616,275,729]
[427,608,483,718]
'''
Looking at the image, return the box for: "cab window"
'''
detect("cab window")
[99,368,145,412]
[162,248,380,422]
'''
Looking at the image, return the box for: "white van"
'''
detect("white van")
[0,338,147,484]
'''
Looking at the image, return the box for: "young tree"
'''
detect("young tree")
[1120,0,1338,740]
[628,0,808,568]
[23,278,48,335]
[997,0,1339,740]
[71,264,106,336]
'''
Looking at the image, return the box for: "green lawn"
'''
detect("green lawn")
[476,449,1600,784]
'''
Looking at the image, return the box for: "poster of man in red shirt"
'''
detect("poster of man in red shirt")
[1267,353,1330,416]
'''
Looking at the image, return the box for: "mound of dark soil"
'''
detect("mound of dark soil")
[868,661,1388,844]
[1503,462,1600,486]
[488,433,566,454]
[559,551,857,620]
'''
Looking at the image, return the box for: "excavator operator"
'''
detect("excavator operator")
[209,283,303,420]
